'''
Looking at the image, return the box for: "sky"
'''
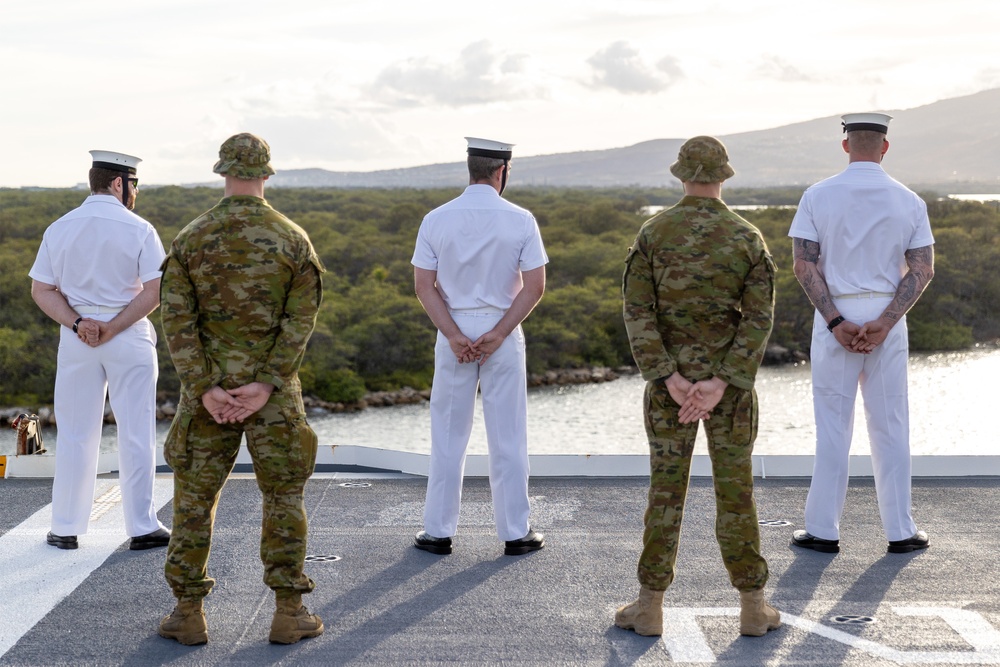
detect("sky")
[2,0,998,188]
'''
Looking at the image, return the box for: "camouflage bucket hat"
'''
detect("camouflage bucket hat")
[669,135,735,183]
[212,133,276,179]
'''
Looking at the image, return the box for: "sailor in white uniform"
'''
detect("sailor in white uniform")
[411,137,548,556]
[788,114,935,554]
[29,150,169,551]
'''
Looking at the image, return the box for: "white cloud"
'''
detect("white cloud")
[240,114,400,165]
[975,67,1000,90]
[755,55,814,83]
[368,41,546,108]
[585,41,683,94]
[4,1,1000,186]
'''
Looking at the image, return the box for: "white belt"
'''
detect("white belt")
[76,305,126,314]
[831,292,894,300]
[449,307,505,315]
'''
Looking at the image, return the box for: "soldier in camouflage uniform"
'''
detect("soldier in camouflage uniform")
[615,136,781,638]
[157,133,326,646]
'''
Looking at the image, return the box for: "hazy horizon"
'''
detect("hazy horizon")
[4,1,998,188]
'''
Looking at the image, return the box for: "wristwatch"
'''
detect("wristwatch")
[72,317,83,333]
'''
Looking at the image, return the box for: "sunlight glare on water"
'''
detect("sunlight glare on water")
[306,348,999,457]
[29,347,995,459]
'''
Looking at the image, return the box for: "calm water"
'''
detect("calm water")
[309,347,999,457]
[14,347,996,458]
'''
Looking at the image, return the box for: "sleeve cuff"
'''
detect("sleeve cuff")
[255,373,284,391]
[138,270,163,283]
[640,362,677,383]
[186,374,225,401]
[715,366,753,391]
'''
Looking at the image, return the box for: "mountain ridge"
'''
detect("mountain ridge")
[246,88,1000,191]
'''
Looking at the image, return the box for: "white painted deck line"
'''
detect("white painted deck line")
[4,447,999,478]
[254,446,1000,478]
[0,478,174,659]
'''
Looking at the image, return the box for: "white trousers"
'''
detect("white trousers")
[423,310,531,542]
[805,296,918,542]
[51,317,164,537]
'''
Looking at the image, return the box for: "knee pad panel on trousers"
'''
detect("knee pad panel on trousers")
[248,397,318,490]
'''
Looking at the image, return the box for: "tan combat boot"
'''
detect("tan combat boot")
[158,599,208,645]
[269,593,324,644]
[739,588,781,636]
[614,586,665,636]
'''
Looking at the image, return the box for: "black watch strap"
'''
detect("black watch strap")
[72,317,83,333]
[827,315,845,332]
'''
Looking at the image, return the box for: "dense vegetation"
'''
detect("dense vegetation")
[1,186,997,406]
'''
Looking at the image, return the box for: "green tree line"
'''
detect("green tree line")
[1,186,997,406]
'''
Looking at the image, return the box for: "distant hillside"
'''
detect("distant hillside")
[261,88,1000,191]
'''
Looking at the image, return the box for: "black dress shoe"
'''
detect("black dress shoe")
[130,527,171,551]
[791,530,840,553]
[46,532,78,550]
[504,528,544,556]
[888,530,929,554]
[414,531,452,555]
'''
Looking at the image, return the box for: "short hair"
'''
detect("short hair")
[847,130,885,154]
[468,155,506,181]
[89,167,122,194]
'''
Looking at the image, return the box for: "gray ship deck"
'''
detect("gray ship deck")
[0,472,998,666]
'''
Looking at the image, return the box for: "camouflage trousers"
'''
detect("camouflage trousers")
[637,379,769,592]
[163,382,318,601]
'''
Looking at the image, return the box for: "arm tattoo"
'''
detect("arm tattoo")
[793,238,821,263]
[792,238,838,320]
[905,245,934,267]
[884,245,935,320]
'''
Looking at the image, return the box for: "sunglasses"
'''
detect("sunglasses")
[127,177,139,190]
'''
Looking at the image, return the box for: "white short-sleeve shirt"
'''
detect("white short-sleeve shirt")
[412,184,548,310]
[29,194,166,309]
[788,162,934,296]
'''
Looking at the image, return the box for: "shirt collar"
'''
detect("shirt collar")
[85,193,125,208]
[678,195,726,207]
[846,161,886,173]
[220,194,267,205]
[464,184,500,196]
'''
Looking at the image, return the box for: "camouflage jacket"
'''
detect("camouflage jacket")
[160,195,325,401]
[622,196,775,390]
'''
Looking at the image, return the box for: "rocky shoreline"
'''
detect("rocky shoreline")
[2,345,811,428]
[307,346,806,415]
[1,365,642,428]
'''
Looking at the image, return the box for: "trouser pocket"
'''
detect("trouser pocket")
[163,410,193,471]
[730,388,758,447]
[286,416,318,482]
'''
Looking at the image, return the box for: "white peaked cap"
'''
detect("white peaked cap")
[89,150,142,174]
[465,137,514,159]
[841,113,893,134]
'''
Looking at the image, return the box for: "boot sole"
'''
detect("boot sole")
[46,541,78,550]
[615,621,662,637]
[414,543,452,555]
[504,542,544,556]
[614,608,662,636]
[158,629,208,645]
[269,626,325,644]
[790,540,840,554]
[740,612,782,637]
[740,622,781,637]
